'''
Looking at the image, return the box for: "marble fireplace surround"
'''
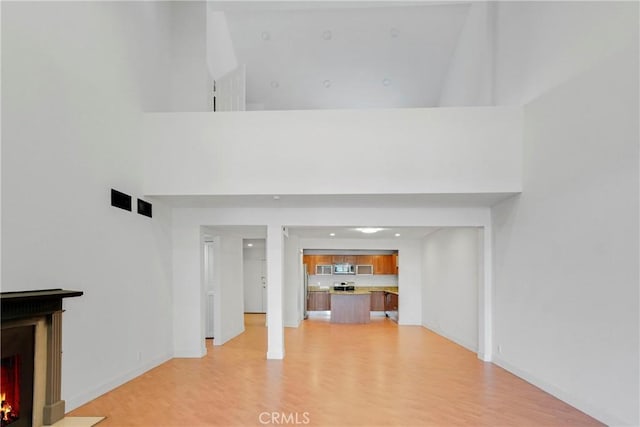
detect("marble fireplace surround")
[1,289,82,427]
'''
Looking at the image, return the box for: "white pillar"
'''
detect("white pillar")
[478,224,493,362]
[172,224,206,358]
[266,224,285,359]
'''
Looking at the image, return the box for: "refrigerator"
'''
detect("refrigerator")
[303,265,309,319]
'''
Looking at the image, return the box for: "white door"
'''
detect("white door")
[244,259,267,313]
[215,65,246,111]
[204,241,215,338]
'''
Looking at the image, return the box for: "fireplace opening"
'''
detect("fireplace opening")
[1,355,21,426]
[0,326,34,427]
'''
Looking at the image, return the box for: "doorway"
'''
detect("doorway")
[243,239,267,313]
[203,239,215,339]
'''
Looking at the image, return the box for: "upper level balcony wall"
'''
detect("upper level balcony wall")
[142,107,522,196]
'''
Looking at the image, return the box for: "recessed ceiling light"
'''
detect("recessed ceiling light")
[270,81,279,89]
[261,31,270,41]
[329,233,335,236]
[247,243,254,247]
[273,195,280,200]
[395,233,401,237]
[322,79,331,88]
[355,227,384,234]
[382,78,391,87]
[322,30,332,40]
[390,28,399,38]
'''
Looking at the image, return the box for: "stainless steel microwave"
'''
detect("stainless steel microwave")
[333,263,355,275]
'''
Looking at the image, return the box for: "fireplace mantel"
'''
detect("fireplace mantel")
[1,289,83,322]
[1,289,82,427]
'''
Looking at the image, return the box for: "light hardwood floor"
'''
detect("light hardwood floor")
[70,314,602,426]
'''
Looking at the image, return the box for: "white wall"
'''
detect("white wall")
[437,2,494,107]
[142,106,522,196]
[167,1,212,112]
[214,234,245,345]
[494,1,637,106]
[491,3,639,425]
[172,223,202,357]
[1,2,174,411]
[284,234,302,327]
[206,10,238,80]
[421,228,480,353]
[173,226,246,353]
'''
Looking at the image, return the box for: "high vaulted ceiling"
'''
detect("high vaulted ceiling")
[209,1,471,110]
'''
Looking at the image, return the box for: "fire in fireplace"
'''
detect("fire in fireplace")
[1,355,21,426]
[0,325,33,427]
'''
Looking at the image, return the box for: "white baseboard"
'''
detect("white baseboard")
[477,352,491,362]
[493,356,628,426]
[266,349,284,359]
[173,347,206,357]
[214,326,245,346]
[422,323,478,354]
[65,352,172,412]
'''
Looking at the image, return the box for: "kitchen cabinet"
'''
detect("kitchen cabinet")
[315,255,333,265]
[372,255,395,275]
[331,255,356,264]
[304,255,333,275]
[369,291,385,311]
[305,254,397,275]
[355,255,374,265]
[331,293,370,323]
[308,291,331,311]
[303,255,312,274]
[384,291,399,321]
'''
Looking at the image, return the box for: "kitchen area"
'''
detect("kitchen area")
[303,251,399,323]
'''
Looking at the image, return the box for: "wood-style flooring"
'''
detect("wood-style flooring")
[69,314,602,426]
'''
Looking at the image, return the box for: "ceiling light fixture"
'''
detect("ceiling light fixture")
[395,233,401,237]
[322,79,331,88]
[355,227,384,234]
[273,195,280,200]
[329,233,335,237]
[247,243,254,247]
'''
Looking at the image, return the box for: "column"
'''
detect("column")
[266,224,284,359]
[478,225,493,362]
[43,311,65,425]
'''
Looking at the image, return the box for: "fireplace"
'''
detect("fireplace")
[0,290,82,427]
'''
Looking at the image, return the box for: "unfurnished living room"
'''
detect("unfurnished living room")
[1,1,638,427]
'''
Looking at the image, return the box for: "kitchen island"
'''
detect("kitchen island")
[330,291,371,324]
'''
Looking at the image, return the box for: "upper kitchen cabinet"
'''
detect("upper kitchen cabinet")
[331,255,356,264]
[303,255,311,274]
[356,255,374,265]
[304,253,398,275]
[303,255,333,275]
[373,255,396,275]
